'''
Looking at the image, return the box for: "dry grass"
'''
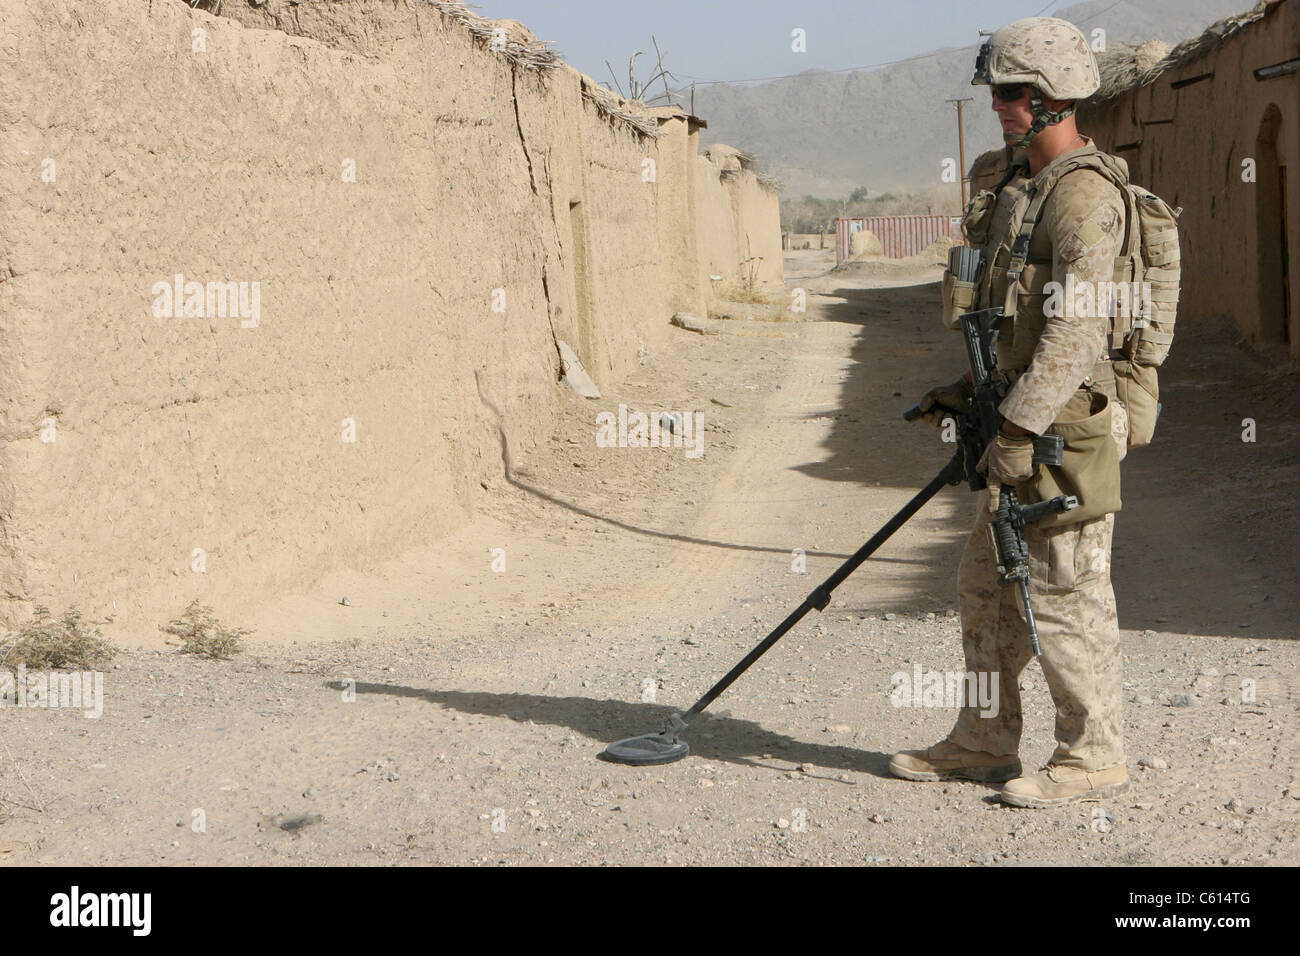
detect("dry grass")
[707,291,803,325]
[1088,1,1270,105]
[160,601,251,660]
[426,1,560,72]
[423,2,661,138]
[707,255,795,320]
[719,281,776,306]
[0,606,115,670]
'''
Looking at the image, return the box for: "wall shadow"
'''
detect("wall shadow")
[786,276,1299,640]
[783,279,981,615]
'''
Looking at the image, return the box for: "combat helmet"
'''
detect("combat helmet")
[972,17,1100,147]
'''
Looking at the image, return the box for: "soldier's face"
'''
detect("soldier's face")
[991,84,1032,138]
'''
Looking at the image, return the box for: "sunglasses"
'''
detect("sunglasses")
[991,83,1030,102]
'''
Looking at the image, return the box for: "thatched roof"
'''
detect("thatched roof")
[1088,0,1277,104]
[576,79,663,137]
[704,144,784,192]
[424,2,560,71]
[731,148,784,189]
[1092,39,1171,100]
[422,1,661,138]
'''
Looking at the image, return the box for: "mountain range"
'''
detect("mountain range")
[688,0,1254,198]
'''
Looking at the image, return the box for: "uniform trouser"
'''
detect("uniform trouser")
[946,490,1125,771]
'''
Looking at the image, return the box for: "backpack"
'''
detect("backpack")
[997,149,1182,448]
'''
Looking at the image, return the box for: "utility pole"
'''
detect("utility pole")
[947,97,974,208]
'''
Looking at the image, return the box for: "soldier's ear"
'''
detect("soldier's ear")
[1043,95,1072,112]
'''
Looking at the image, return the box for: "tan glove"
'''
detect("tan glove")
[978,431,1036,484]
[978,431,1036,511]
[915,377,973,428]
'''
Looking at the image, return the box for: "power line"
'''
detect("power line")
[1076,0,1128,28]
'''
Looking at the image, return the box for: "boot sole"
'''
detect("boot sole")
[890,762,1022,784]
[1000,778,1130,808]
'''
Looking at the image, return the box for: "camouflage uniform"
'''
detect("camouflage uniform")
[946,139,1130,771]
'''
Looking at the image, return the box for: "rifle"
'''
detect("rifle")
[904,305,1077,656]
[603,296,1076,765]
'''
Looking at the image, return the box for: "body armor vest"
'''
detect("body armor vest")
[962,142,1132,391]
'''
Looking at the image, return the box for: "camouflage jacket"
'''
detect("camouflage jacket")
[975,138,1128,435]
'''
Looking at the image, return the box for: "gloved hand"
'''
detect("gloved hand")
[979,431,1035,512]
[979,430,1034,481]
[915,377,973,428]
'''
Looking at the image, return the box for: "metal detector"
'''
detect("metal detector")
[600,449,967,766]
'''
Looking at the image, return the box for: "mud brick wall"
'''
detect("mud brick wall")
[0,0,782,632]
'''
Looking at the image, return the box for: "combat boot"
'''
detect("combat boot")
[1000,763,1129,808]
[889,740,1021,783]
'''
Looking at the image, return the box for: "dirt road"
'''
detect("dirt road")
[3,250,1296,865]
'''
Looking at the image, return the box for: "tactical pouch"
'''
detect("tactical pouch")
[1113,359,1161,448]
[941,269,978,330]
[961,190,998,247]
[1030,390,1122,528]
[1128,189,1181,366]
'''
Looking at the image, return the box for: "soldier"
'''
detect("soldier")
[890,17,1133,807]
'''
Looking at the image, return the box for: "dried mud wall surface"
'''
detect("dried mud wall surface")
[0,0,717,632]
[694,154,739,296]
[692,153,784,299]
[649,112,707,322]
[1078,2,1300,357]
[728,173,785,290]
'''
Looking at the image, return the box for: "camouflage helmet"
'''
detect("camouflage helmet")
[972,17,1099,146]
[971,17,1100,100]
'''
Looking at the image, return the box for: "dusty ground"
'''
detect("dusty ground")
[2,247,1296,866]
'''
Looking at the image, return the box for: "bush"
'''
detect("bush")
[1,606,116,669]
[160,601,251,660]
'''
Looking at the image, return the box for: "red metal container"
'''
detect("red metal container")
[836,215,963,264]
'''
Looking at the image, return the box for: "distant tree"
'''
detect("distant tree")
[848,186,869,203]
[780,186,957,233]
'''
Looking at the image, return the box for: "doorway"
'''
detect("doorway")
[1256,104,1289,343]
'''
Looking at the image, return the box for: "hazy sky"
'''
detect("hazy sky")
[470,0,1086,87]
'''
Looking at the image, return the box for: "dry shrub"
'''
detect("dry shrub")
[1,606,116,669]
[720,281,775,305]
[160,601,251,660]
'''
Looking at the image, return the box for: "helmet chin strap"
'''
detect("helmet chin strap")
[1004,87,1076,147]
